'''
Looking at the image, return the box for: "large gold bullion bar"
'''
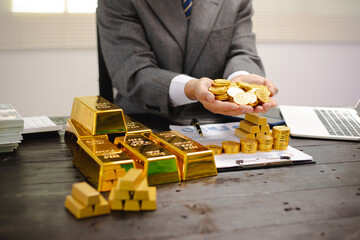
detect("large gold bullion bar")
[115,134,181,185]
[71,96,127,135]
[75,137,136,192]
[124,114,152,135]
[149,131,217,181]
[65,118,108,157]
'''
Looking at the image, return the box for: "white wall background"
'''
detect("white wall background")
[1,42,359,117]
[0,0,359,117]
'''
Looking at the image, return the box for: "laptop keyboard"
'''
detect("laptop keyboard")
[314,109,360,137]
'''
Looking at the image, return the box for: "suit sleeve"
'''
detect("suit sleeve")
[97,0,178,117]
[223,0,265,78]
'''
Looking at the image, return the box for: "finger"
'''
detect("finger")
[253,105,264,113]
[220,107,254,116]
[263,79,278,96]
[260,103,271,113]
[269,99,278,108]
[203,100,252,114]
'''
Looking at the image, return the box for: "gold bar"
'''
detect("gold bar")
[94,195,111,216]
[74,137,136,192]
[244,113,267,125]
[66,119,96,139]
[234,128,255,139]
[71,182,100,206]
[124,114,152,135]
[149,131,217,181]
[65,118,108,157]
[116,168,145,191]
[65,195,94,219]
[71,96,127,135]
[109,188,124,210]
[141,187,157,211]
[115,134,181,185]
[239,120,260,134]
[260,124,270,133]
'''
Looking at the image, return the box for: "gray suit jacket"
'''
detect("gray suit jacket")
[98,0,265,124]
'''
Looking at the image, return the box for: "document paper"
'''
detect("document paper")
[170,122,313,169]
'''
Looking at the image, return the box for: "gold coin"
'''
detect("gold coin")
[209,86,227,95]
[256,135,274,145]
[227,87,244,97]
[246,92,258,106]
[255,89,270,104]
[205,145,223,155]
[215,94,230,101]
[249,87,260,93]
[236,81,253,91]
[233,92,251,105]
[240,138,258,153]
[272,126,290,140]
[273,140,289,150]
[257,85,271,96]
[258,143,273,152]
[222,141,240,154]
[229,82,238,87]
[212,79,231,87]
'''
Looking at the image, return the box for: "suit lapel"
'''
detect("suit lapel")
[145,0,188,55]
[184,0,223,75]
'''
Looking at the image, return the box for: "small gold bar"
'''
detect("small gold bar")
[115,134,181,185]
[71,96,127,135]
[234,128,255,139]
[124,200,140,211]
[65,195,94,219]
[244,113,267,125]
[260,124,270,133]
[75,137,136,192]
[94,194,111,216]
[133,178,149,200]
[239,120,260,134]
[116,168,144,191]
[149,131,217,181]
[141,187,157,211]
[71,182,100,206]
[109,188,124,210]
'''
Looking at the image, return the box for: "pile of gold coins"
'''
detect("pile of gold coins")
[272,126,290,150]
[208,79,271,106]
[206,113,290,154]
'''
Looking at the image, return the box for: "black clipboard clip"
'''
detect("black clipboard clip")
[235,153,292,168]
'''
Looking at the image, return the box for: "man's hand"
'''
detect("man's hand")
[184,75,278,116]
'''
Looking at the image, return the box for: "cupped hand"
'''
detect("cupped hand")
[185,77,262,116]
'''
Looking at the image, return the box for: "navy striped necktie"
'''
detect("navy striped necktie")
[183,0,193,21]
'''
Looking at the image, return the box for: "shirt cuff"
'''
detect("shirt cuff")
[227,71,250,80]
[169,74,198,107]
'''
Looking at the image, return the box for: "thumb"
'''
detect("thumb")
[206,92,215,103]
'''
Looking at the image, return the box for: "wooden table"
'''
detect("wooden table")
[0,112,359,239]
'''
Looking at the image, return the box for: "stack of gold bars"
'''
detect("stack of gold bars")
[65,96,217,192]
[108,168,157,211]
[65,182,110,219]
[233,113,290,153]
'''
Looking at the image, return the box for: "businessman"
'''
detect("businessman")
[97,0,278,124]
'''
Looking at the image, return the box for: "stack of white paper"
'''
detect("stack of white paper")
[0,104,24,153]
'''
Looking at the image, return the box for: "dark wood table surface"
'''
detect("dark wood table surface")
[0,110,359,240]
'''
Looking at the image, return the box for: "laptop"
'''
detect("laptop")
[279,99,360,141]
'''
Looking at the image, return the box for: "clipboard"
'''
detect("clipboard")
[170,122,315,171]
